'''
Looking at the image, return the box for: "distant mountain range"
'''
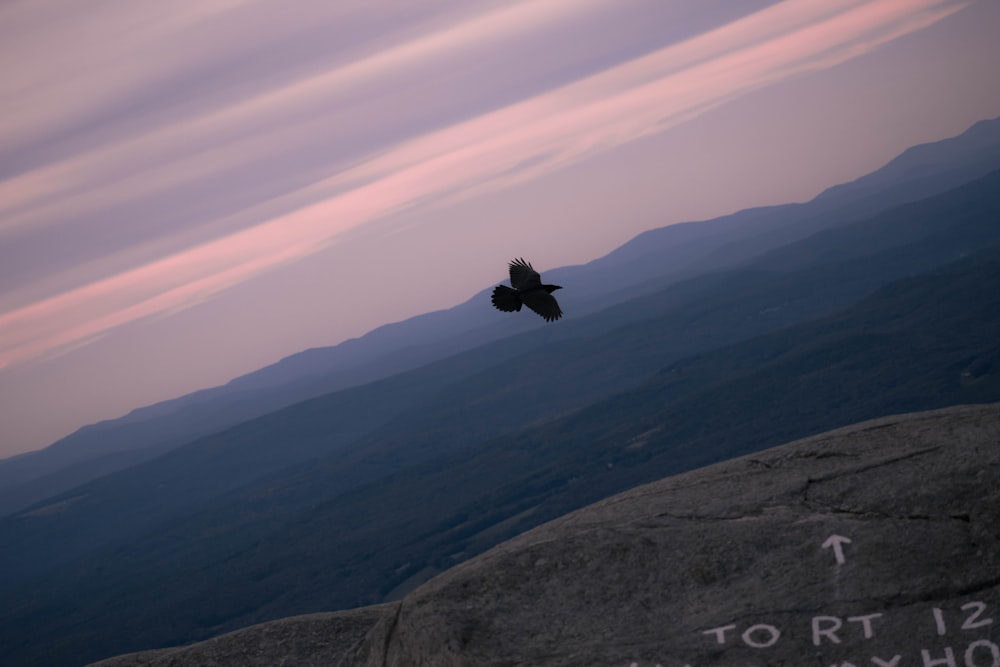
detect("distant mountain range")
[3,116,1000,518]
[1,117,999,666]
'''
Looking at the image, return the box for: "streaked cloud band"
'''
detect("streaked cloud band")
[0,0,967,369]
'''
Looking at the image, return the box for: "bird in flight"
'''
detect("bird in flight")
[491,258,563,322]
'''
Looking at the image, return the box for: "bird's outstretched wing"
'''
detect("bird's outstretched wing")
[520,290,563,322]
[508,257,542,290]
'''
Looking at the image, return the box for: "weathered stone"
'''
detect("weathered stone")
[344,403,1000,666]
[86,604,393,667]
[90,404,1000,666]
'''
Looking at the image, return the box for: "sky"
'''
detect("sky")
[2,0,1000,460]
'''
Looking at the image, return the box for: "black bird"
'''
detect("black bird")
[491,258,563,322]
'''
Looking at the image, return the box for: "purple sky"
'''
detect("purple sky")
[2,0,999,459]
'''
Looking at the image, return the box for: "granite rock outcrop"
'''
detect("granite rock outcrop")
[93,403,1000,666]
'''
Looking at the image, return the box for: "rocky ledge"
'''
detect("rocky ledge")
[93,403,1000,666]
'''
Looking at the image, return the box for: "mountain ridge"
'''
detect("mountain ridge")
[3,167,998,595]
[3,115,999,515]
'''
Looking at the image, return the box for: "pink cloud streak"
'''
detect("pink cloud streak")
[0,0,966,369]
[0,0,599,232]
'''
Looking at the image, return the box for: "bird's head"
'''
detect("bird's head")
[543,284,562,293]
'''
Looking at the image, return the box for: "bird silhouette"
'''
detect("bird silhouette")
[491,258,563,322]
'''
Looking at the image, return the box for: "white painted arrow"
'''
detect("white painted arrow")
[822,534,852,565]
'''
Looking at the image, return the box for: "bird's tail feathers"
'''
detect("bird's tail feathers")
[491,285,522,312]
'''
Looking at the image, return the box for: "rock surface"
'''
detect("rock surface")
[91,403,1000,666]
[87,605,392,667]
